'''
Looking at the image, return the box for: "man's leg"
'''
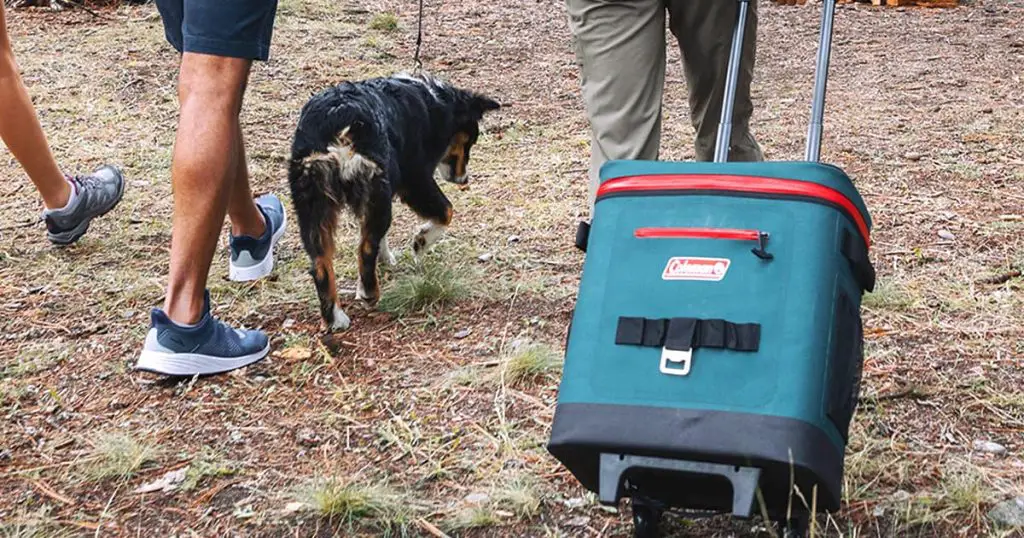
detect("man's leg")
[668,0,763,162]
[161,53,253,324]
[0,3,123,243]
[226,126,265,238]
[224,123,287,283]
[137,0,279,377]
[566,0,667,211]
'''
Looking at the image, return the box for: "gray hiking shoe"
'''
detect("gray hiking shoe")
[42,165,126,246]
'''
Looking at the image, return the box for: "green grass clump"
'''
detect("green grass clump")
[369,13,399,32]
[379,256,472,316]
[499,343,562,386]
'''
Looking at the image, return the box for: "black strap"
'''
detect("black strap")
[575,221,590,252]
[616,317,760,352]
[841,228,876,293]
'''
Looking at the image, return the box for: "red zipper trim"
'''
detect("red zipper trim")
[635,227,760,241]
[598,174,871,247]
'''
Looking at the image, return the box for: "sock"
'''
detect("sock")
[169,317,201,329]
[51,177,80,213]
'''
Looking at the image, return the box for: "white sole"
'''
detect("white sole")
[135,343,271,376]
[229,210,287,282]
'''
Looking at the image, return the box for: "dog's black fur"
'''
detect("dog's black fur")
[288,73,500,331]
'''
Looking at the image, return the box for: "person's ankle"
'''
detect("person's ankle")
[230,205,267,238]
[43,176,75,211]
[163,295,205,326]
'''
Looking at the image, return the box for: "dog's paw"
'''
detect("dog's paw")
[412,222,447,260]
[355,278,379,304]
[328,305,351,332]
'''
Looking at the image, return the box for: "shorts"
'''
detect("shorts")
[155,0,279,61]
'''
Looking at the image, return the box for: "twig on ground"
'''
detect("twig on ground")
[25,478,76,505]
[416,518,451,538]
[977,270,1021,285]
[56,0,110,19]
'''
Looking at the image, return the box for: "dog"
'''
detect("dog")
[287,73,501,332]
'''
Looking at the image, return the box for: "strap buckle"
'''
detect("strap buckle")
[660,346,693,376]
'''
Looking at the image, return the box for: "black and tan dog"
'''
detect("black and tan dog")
[287,73,501,331]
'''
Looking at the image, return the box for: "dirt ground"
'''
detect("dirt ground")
[1,0,1023,536]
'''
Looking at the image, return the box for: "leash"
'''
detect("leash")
[412,0,424,72]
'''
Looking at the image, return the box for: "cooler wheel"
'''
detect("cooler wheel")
[632,503,661,538]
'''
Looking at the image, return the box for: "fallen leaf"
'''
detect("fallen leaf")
[278,347,312,361]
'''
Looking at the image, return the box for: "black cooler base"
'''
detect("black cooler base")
[547,403,846,516]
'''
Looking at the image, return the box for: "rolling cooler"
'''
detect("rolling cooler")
[547,0,876,536]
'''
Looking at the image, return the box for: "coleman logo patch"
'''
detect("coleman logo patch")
[662,257,731,281]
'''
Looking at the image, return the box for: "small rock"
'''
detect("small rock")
[121,310,136,320]
[477,252,493,262]
[937,229,956,241]
[973,440,1007,455]
[564,497,588,509]
[454,328,472,339]
[134,467,187,494]
[903,151,923,161]
[566,516,591,527]
[464,492,490,505]
[230,430,244,444]
[892,490,912,502]
[989,497,1024,528]
[282,318,296,329]
[283,501,307,514]
[507,235,520,244]
[108,399,129,411]
[295,428,322,448]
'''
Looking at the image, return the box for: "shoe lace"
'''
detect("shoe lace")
[68,174,102,192]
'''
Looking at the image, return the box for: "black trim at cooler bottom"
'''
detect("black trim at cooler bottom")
[547,403,845,514]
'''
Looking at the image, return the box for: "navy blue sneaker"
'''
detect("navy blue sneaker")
[135,291,270,376]
[228,194,287,282]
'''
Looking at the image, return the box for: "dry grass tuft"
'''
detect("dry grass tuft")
[446,506,501,532]
[491,473,542,519]
[81,431,158,481]
[498,342,562,386]
[296,477,413,536]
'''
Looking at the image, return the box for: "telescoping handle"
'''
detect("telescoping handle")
[714,0,838,164]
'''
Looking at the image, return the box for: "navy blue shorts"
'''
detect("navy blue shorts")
[155,0,278,61]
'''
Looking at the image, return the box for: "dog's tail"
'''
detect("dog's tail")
[288,127,380,329]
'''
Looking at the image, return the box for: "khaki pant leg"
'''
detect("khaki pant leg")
[667,0,763,162]
[566,0,667,210]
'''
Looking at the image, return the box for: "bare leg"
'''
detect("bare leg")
[0,4,70,209]
[225,125,266,238]
[162,52,252,324]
